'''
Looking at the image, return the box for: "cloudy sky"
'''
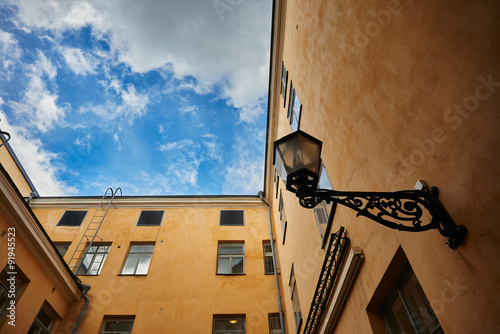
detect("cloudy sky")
[0,0,272,196]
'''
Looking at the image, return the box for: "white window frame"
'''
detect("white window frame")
[281,62,288,107]
[262,241,275,275]
[314,161,335,241]
[288,82,302,131]
[121,244,155,275]
[381,267,443,334]
[217,243,245,274]
[100,316,135,334]
[77,244,111,276]
[279,190,287,244]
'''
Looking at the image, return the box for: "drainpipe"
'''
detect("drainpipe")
[72,284,91,334]
[27,191,38,206]
[258,191,286,334]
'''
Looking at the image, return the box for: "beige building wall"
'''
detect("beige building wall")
[31,197,280,333]
[0,167,82,334]
[265,0,500,333]
[0,144,36,198]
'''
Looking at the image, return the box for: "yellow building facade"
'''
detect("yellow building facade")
[1,0,500,333]
[264,0,500,333]
[28,195,280,333]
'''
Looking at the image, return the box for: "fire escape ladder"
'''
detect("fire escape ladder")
[67,187,122,274]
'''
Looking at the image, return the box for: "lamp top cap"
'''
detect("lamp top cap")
[274,130,323,147]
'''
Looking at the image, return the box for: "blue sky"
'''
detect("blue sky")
[0,0,272,196]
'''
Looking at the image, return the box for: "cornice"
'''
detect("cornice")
[28,196,268,209]
[263,0,286,203]
[0,169,81,303]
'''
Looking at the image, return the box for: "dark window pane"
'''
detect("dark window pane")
[37,308,53,328]
[55,244,70,257]
[104,320,134,331]
[220,210,244,226]
[232,257,244,274]
[269,315,281,330]
[217,257,231,274]
[137,211,163,226]
[264,256,274,274]
[214,316,245,331]
[57,211,87,226]
[219,244,244,254]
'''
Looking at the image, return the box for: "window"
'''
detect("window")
[269,314,282,334]
[137,210,164,226]
[219,210,244,226]
[54,243,70,257]
[288,82,302,131]
[27,302,58,334]
[76,244,111,276]
[57,210,87,226]
[213,315,246,334]
[278,190,287,244]
[0,265,28,320]
[100,317,135,334]
[263,241,275,275]
[381,267,443,334]
[314,161,336,242]
[121,244,154,275]
[281,62,288,106]
[217,243,244,274]
[289,265,302,332]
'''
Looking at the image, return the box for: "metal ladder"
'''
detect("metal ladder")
[67,187,122,274]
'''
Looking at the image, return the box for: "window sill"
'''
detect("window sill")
[216,273,246,276]
[117,274,148,276]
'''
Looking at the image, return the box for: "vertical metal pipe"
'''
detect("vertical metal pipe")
[72,284,91,334]
[259,192,286,334]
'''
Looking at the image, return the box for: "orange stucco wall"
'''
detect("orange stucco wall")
[269,0,500,333]
[32,201,280,333]
[0,147,33,198]
[0,216,75,333]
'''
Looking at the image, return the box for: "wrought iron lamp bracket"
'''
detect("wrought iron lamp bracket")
[295,186,467,249]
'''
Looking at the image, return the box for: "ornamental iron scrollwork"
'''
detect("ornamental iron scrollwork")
[303,227,349,334]
[295,186,467,249]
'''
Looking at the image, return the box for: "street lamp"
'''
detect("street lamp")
[273,130,467,249]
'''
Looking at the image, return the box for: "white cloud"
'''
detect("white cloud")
[85,78,150,124]
[222,150,264,195]
[0,29,22,78]
[113,132,122,151]
[237,101,266,124]
[222,127,265,194]
[158,139,196,152]
[13,0,272,123]
[10,51,64,133]
[12,0,109,34]
[157,133,223,190]
[0,110,78,196]
[74,133,93,153]
[60,46,96,75]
